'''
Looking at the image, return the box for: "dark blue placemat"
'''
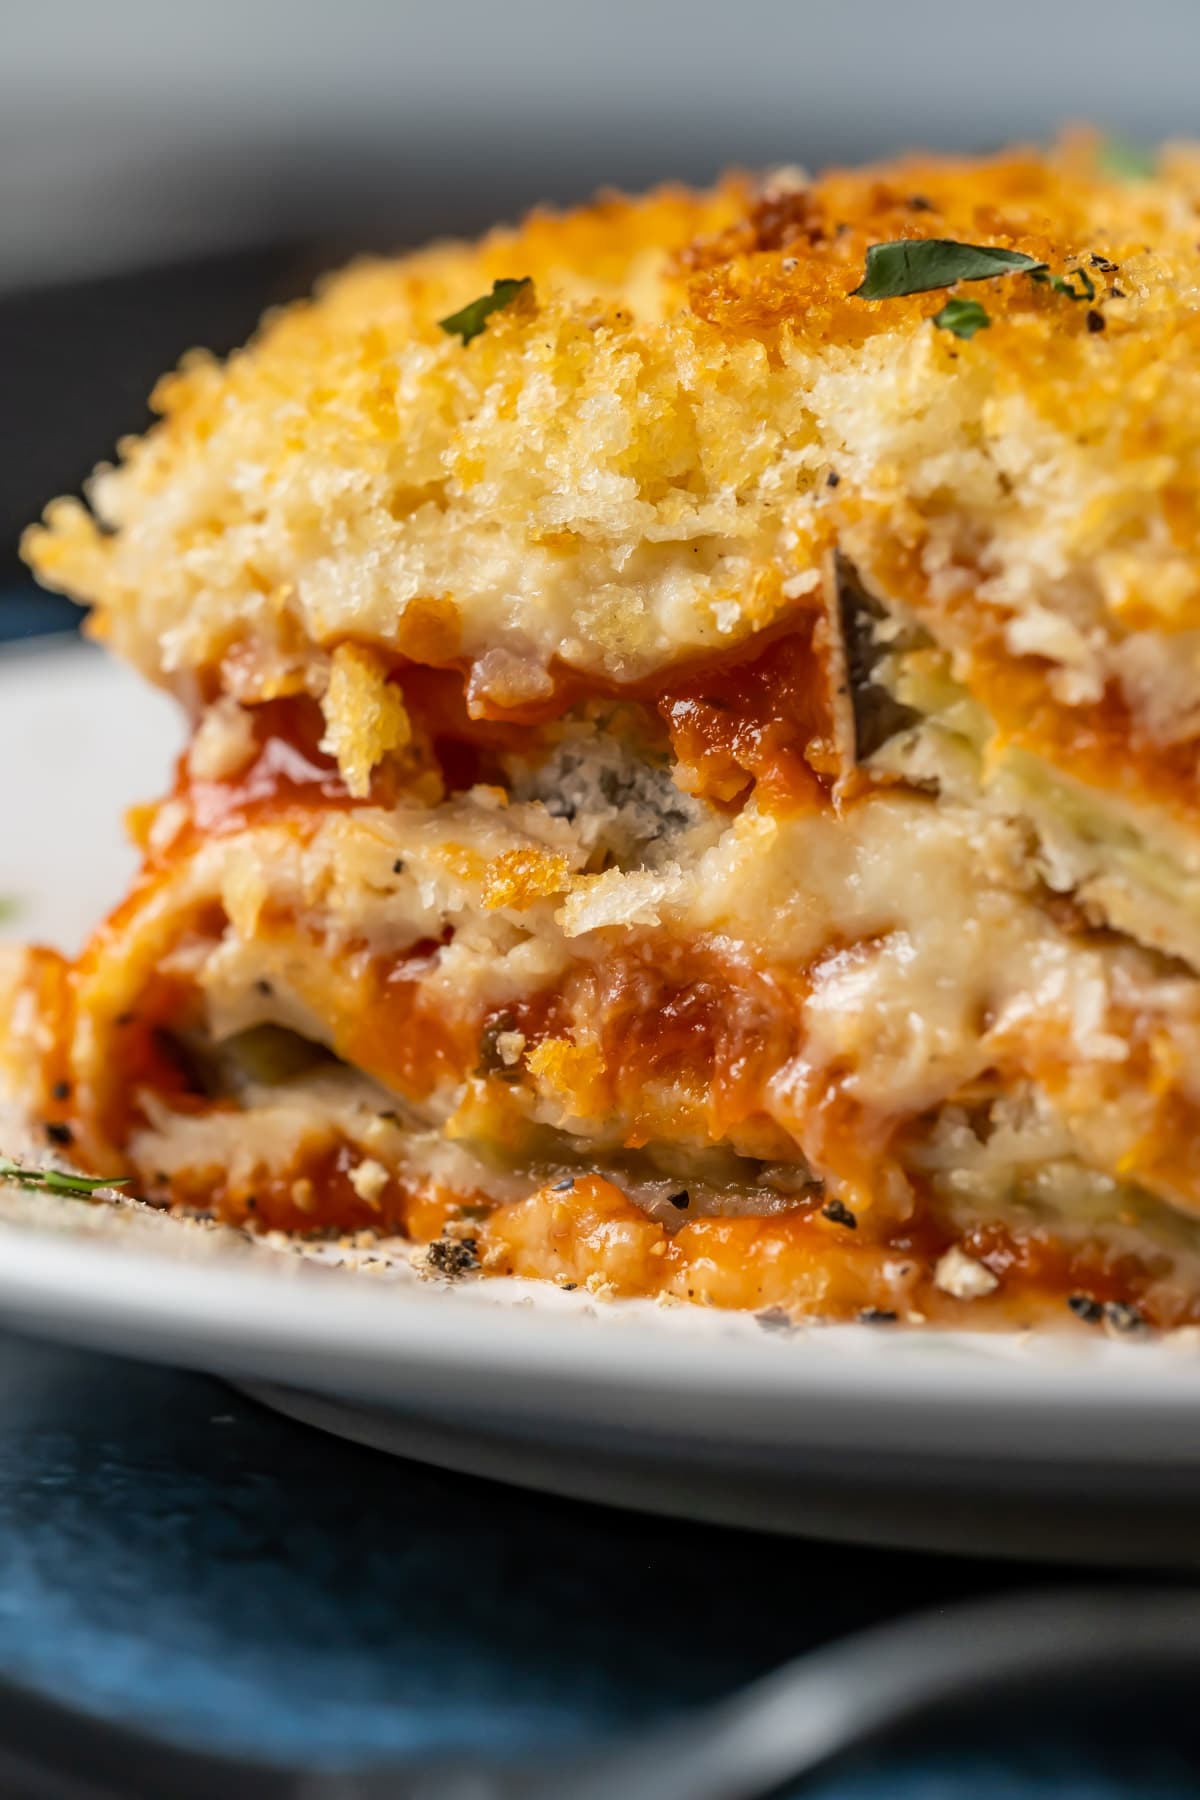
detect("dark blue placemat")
[0,588,79,643]
[0,1331,1193,1796]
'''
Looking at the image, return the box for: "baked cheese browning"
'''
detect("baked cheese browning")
[26,138,1200,810]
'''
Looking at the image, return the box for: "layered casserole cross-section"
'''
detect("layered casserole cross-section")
[12,136,1200,1329]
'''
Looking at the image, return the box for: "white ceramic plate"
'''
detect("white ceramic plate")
[5,637,1200,1563]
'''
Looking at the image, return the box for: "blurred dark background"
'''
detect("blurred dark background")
[4,0,1200,616]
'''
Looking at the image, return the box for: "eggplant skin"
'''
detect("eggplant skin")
[831,551,925,763]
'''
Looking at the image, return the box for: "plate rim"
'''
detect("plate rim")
[0,1215,1197,1466]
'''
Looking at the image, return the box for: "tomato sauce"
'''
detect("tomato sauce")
[128,1151,1195,1332]
[659,621,836,810]
[187,697,370,836]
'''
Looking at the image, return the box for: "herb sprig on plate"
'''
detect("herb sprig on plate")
[0,1160,130,1197]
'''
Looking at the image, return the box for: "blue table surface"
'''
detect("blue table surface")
[0,591,79,643]
[0,1328,1196,1800]
[0,1327,1195,1799]
[2,596,1199,1797]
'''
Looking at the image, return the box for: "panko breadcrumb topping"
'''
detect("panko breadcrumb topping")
[27,133,1200,784]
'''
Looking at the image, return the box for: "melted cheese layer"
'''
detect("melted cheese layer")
[11,756,1200,1235]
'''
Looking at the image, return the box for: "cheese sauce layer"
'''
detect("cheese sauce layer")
[6,719,1200,1332]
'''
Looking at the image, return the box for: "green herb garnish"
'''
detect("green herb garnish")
[1030,264,1096,301]
[1099,137,1156,182]
[0,1160,130,1197]
[851,239,1046,300]
[439,277,532,345]
[0,897,20,925]
[932,297,991,339]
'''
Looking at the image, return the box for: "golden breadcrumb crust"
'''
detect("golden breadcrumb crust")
[26,134,1200,769]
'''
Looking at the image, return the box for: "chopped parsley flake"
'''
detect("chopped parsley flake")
[1099,137,1156,181]
[932,296,991,339]
[851,239,1045,300]
[1031,266,1096,301]
[439,277,532,345]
